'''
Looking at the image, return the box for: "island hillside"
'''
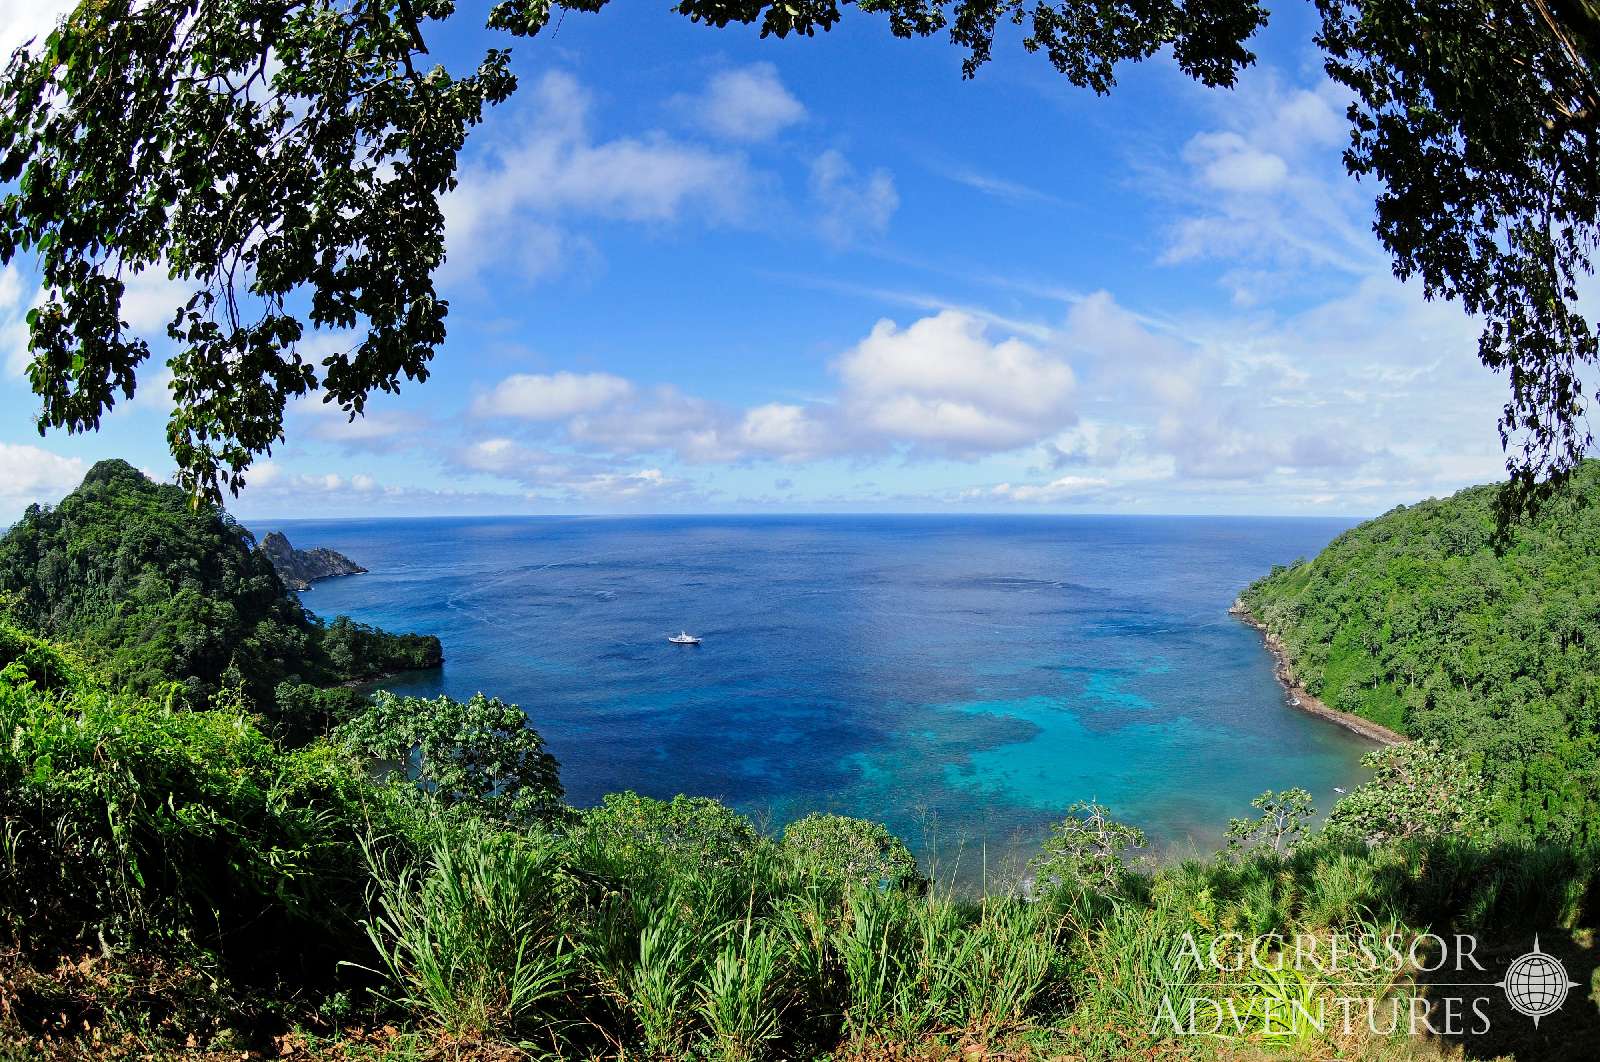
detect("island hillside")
[0,460,440,710]
[1237,460,1600,845]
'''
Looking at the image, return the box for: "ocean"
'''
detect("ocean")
[261,514,1374,877]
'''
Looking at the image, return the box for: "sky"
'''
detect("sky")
[0,2,1529,521]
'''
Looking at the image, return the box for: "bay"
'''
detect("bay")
[261,514,1373,878]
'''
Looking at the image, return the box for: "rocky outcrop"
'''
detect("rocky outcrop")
[261,531,367,591]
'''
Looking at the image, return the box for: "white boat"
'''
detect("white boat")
[1334,787,1347,794]
[668,631,701,645]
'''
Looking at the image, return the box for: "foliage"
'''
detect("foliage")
[699,911,786,1062]
[579,791,761,877]
[1028,800,1146,896]
[8,1,1599,505]
[0,647,374,962]
[1226,787,1316,855]
[320,616,443,681]
[1238,964,1322,1048]
[779,813,923,890]
[1240,460,1600,843]
[0,459,440,707]
[1325,742,1490,847]
[0,0,515,502]
[1315,0,1600,505]
[336,690,565,827]
[0,619,86,692]
[271,680,365,746]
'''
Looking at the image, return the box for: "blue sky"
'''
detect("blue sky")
[0,3,1516,521]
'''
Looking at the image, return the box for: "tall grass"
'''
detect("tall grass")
[612,890,702,1056]
[699,909,785,1061]
[359,822,577,1041]
[7,637,1599,1060]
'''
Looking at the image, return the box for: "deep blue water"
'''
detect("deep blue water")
[262,515,1374,876]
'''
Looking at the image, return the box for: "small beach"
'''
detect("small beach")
[1230,599,1408,747]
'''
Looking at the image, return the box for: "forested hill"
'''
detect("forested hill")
[1238,460,1600,844]
[0,459,440,704]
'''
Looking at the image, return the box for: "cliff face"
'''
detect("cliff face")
[261,531,367,591]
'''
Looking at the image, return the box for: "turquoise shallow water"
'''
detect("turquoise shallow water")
[261,514,1375,876]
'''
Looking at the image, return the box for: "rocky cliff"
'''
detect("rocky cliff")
[261,531,367,591]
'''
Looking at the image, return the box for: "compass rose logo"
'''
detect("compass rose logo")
[1501,936,1581,1027]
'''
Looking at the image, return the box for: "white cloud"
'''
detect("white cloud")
[837,310,1076,456]
[452,438,593,482]
[941,167,1065,206]
[244,464,383,498]
[448,436,696,503]
[460,312,1081,472]
[736,402,837,461]
[291,395,433,452]
[1157,71,1382,300]
[682,64,805,142]
[472,372,634,420]
[117,266,188,333]
[1040,422,1135,469]
[566,467,679,499]
[968,475,1110,504]
[1184,132,1288,193]
[115,365,176,418]
[811,150,898,246]
[1045,279,1503,501]
[444,71,753,283]
[0,443,85,520]
[567,385,742,463]
[233,463,556,517]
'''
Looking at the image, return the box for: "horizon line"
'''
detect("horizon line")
[241,509,1373,522]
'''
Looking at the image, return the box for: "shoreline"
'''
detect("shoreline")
[1229,599,1407,747]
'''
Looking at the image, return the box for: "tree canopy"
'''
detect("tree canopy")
[0,0,1595,505]
[0,458,441,705]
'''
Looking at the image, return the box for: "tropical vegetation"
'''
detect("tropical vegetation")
[3,615,1596,1059]
[0,459,441,712]
[1239,459,1600,846]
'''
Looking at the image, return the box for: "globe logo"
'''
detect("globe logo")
[1501,937,1581,1026]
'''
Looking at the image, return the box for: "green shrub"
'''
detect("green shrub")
[0,621,89,693]
[580,792,761,883]
[1029,801,1147,898]
[0,660,372,964]
[1325,741,1489,846]
[336,690,565,827]
[272,680,365,745]
[780,813,922,890]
